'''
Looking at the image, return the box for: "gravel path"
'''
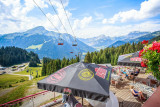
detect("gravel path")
[5,63,33,80]
[0,87,16,97]
[8,74,33,80]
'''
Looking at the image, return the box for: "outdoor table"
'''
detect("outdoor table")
[147,75,160,86]
[130,83,154,98]
[111,74,121,81]
[127,70,134,73]
[147,75,157,81]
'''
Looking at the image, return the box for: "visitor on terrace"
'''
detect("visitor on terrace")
[130,86,146,100]
[62,87,72,103]
[122,70,129,78]
[134,68,140,76]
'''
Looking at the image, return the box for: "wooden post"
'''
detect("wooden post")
[82,97,83,106]
[54,92,55,100]
[133,66,136,83]
[32,97,34,107]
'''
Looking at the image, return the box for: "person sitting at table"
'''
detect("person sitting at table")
[130,86,146,100]
[67,94,82,107]
[62,88,72,103]
[128,68,138,79]
[134,69,140,76]
[122,70,128,77]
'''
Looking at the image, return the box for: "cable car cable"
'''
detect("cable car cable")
[33,0,60,33]
[33,0,64,45]
[48,0,74,43]
[48,0,69,35]
[59,0,76,41]
[59,0,82,60]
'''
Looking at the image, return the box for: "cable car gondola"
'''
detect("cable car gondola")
[70,52,73,53]
[72,41,77,46]
[58,38,64,45]
[75,55,77,57]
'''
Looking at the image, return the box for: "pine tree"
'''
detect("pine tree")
[92,54,97,64]
[84,52,91,63]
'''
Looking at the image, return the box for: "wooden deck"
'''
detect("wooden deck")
[53,73,151,107]
[110,72,151,107]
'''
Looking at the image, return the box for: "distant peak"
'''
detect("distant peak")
[26,26,47,33]
[129,31,150,34]
[130,31,140,33]
[97,34,106,38]
[30,26,46,31]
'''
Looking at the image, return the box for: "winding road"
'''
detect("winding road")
[6,63,33,80]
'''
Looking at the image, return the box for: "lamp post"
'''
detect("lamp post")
[30,69,32,80]
[36,70,38,78]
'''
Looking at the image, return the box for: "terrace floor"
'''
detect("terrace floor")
[53,72,151,107]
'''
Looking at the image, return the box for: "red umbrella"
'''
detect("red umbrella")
[142,86,160,107]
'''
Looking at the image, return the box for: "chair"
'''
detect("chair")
[127,75,134,80]
[74,103,82,107]
[142,81,147,85]
[111,80,118,88]
[149,80,156,87]
[150,80,157,85]
[130,90,146,102]
[130,92,142,102]
[120,78,125,85]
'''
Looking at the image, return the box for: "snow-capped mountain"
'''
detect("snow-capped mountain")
[79,31,151,49]
[0,26,96,59]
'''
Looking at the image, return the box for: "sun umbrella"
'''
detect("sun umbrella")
[37,62,111,102]
[117,51,142,67]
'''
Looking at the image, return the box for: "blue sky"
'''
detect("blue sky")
[68,0,143,18]
[0,0,160,38]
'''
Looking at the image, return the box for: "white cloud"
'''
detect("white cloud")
[103,0,160,24]
[102,19,107,24]
[94,12,104,20]
[75,21,160,38]
[73,16,92,29]
[1,0,160,39]
[0,0,49,33]
[0,0,74,34]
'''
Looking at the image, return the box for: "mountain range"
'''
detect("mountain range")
[0,26,95,59]
[79,31,160,49]
[1,26,160,59]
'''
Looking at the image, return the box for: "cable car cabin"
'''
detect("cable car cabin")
[72,41,77,46]
[58,43,63,45]
[75,55,77,56]
[58,38,64,45]
[70,52,73,53]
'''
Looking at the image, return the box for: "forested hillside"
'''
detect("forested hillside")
[84,42,143,65]
[41,57,79,76]
[0,46,40,66]
[149,35,160,43]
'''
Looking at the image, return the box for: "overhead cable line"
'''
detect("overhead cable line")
[59,0,76,41]
[48,0,69,35]
[59,0,82,60]
[33,0,60,33]
[48,0,73,42]
[49,0,80,57]
[33,0,65,46]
